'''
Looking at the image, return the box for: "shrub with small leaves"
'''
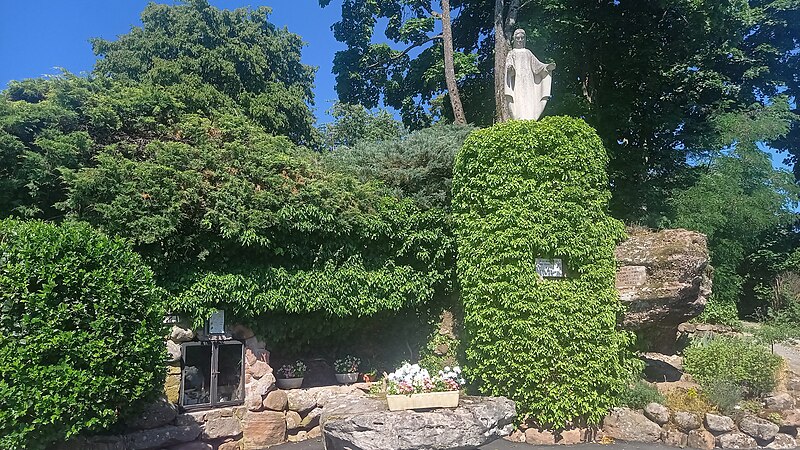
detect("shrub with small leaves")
[683,335,782,398]
[619,380,665,409]
[453,117,636,428]
[0,219,165,450]
[278,360,307,378]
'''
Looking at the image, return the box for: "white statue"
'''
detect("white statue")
[505,29,556,121]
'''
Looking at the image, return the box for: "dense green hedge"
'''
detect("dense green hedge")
[0,220,165,450]
[453,117,635,428]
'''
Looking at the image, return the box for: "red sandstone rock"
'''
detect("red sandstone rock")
[242,411,286,449]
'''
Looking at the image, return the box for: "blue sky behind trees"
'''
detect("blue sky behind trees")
[0,0,792,171]
[0,0,346,122]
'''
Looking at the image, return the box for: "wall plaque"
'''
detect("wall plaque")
[207,309,226,334]
[616,265,647,288]
[535,258,564,278]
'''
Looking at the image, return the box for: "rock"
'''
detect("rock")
[168,443,212,450]
[766,433,797,449]
[251,373,276,397]
[230,323,255,340]
[125,397,178,430]
[287,389,317,413]
[782,409,800,427]
[322,395,516,450]
[739,415,780,442]
[246,394,264,412]
[249,360,271,379]
[765,394,795,411]
[643,354,683,382]
[307,425,321,439]
[525,429,555,445]
[664,429,689,448]
[175,411,206,427]
[300,407,323,429]
[242,411,286,449]
[644,402,670,425]
[288,431,308,442]
[688,429,715,450]
[217,440,242,450]
[602,408,663,443]
[166,340,182,363]
[169,325,195,343]
[505,429,526,443]
[557,429,583,445]
[718,432,758,449]
[263,390,288,411]
[124,425,202,450]
[675,411,702,431]
[705,413,736,433]
[165,372,181,404]
[203,416,241,440]
[615,228,711,353]
[286,410,302,430]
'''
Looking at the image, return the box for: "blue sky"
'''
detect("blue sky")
[0,0,346,123]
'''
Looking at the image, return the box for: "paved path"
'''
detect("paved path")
[271,437,686,450]
[775,341,800,375]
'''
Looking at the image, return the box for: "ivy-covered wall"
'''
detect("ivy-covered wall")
[453,117,636,428]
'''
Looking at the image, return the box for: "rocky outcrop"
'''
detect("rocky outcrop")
[615,228,711,352]
[321,395,516,450]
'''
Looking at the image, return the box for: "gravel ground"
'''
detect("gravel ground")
[775,342,800,375]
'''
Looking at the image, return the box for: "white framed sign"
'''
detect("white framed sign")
[535,258,564,278]
[207,309,225,335]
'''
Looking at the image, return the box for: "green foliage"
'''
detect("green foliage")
[664,387,716,416]
[321,102,406,150]
[0,219,165,450]
[672,140,798,324]
[619,380,665,410]
[453,117,635,428]
[704,379,744,416]
[326,123,474,210]
[92,0,319,146]
[318,0,479,128]
[683,336,782,398]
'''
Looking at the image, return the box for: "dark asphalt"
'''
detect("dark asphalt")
[271,437,687,450]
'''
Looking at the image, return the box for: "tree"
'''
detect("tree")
[320,102,406,150]
[671,100,799,324]
[318,0,478,128]
[92,0,320,146]
[326,0,800,224]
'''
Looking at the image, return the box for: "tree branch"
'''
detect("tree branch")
[365,34,443,69]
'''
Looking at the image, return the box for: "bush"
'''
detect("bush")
[704,379,744,415]
[619,380,665,409]
[683,335,782,398]
[453,117,636,428]
[0,219,165,450]
[664,387,716,416]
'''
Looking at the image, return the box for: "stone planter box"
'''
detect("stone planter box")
[276,377,303,389]
[335,373,359,384]
[386,391,459,411]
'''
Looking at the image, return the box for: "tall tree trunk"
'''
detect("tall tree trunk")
[442,0,467,125]
[494,0,508,122]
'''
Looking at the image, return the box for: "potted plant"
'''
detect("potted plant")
[362,369,378,383]
[384,363,464,411]
[276,360,306,389]
[334,355,360,384]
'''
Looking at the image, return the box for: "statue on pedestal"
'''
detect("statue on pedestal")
[505,29,556,121]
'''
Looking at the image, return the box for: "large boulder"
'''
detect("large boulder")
[602,407,663,443]
[615,228,711,352]
[125,397,178,430]
[321,395,515,450]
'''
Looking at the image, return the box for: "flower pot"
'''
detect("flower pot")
[335,373,359,384]
[386,391,459,411]
[276,377,304,389]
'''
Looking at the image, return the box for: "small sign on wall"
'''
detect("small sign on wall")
[207,309,225,335]
[535,258,564,278]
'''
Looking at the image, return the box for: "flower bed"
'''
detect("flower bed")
[385,364,464,410]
